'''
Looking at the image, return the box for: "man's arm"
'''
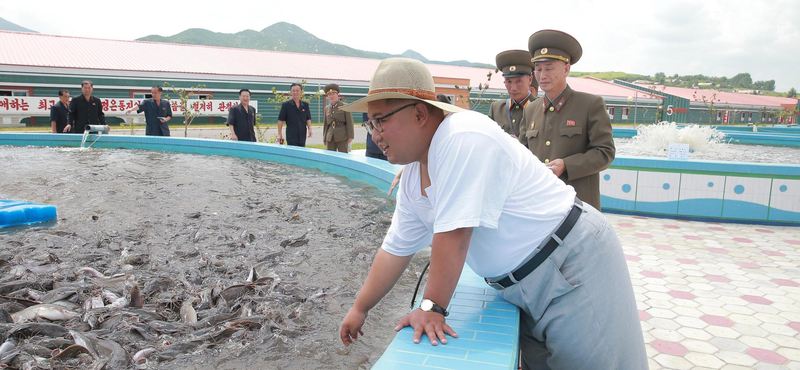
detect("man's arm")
[340,249,413,345]
[163,101,172,122]
[322,105,329,146]
[50,106,58,133]
[66,100,76,132]
[394,227,471,345]
[227,109,238,140]
[306,103,313,137]
[124,104,140,115]
[306,119,313,138]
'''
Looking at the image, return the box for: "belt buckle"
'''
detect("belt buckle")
[484,278,505,290]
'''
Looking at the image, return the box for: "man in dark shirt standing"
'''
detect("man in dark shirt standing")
[226,89,257,142]
[66,80,107,134]
[125,85,172,136]
[50,89,70,133]
[277,83,313,147]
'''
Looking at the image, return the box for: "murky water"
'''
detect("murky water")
[0,146,429,370]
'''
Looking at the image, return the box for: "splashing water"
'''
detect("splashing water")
[620,122,733,159]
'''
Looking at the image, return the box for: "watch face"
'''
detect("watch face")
[421,300,433,311]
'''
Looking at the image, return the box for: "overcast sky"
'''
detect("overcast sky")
[3,0,798,91]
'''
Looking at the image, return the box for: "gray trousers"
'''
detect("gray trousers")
[488,203,647,370]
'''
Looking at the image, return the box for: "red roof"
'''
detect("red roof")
[637,84,797,108]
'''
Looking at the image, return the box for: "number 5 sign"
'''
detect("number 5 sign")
[666,105,674,116]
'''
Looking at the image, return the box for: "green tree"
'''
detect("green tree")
[163,82,212,137]
[729,73,753,88]
[788,87,797,98]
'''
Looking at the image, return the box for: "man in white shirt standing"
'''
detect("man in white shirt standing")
[339,58,646,370]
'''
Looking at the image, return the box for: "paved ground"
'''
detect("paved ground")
[609,213,800,370]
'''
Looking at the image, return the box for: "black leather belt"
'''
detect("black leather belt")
[485,198,583,290]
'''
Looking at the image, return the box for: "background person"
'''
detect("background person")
[66,80,108,134]
[277,83,313,147]
[488,50,538,138]
[125,85,172,136]
[226,88,257,142]
[50,89,70,133]
[322,83,354,152]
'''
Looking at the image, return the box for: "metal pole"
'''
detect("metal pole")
[633,91,638,125]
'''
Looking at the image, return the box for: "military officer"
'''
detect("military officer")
[488,50,538,138]
[519,30,615,210]
[323,83,355,153]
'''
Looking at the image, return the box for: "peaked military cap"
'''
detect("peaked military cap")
[495,50,534,77]
[528,30,582,65]
[324,83,341,95]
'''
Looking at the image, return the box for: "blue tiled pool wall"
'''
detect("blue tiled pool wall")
[373,266,521,370]
[601,157,800,224]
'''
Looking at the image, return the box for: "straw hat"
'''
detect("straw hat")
[341,58,464,113]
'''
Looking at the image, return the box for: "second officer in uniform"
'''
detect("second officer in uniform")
[488,50,538,138]
[323,83,355,153]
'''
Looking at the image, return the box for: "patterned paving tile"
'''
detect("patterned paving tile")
[607,213,800,370]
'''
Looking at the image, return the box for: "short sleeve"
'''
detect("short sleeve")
[49,106,57,122]
[431,132,515,233]
[278,103,287,121]
[305,103,312,121]
[227,107,236,126]
[381,182,432,257]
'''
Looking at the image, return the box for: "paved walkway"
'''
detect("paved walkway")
[609,213,800,369]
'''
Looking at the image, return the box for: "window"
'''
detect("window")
[741,112,746,121]
[0,90,29,96]
[189,94,211,100]
[622,107,629,120]
[133,93,152,99]
[717,112,722,122]
[749,113,753,122]
[607,107,615,120]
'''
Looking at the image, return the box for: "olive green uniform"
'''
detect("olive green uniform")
[323,101,354,153]
[488,94,533,137]
[519,85,614,210]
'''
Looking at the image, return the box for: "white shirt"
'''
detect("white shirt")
[381,110,576,278]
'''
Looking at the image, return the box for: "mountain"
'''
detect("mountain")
[0,17,38,33]
[137,22,493,69]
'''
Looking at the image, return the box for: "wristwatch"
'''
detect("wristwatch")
[420,299,449,317]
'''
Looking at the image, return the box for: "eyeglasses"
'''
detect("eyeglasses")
[363,103,417,135]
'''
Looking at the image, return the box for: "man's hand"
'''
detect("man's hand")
[64,125,72,133]
[348,138,354,144]
[388,167,403,196]
[546,158,566,177]
[277,133,283,143]
[308,129,313,138]
[395,309,457,345]
[323,141,327,146]
[340,307,367,346]
[231,133,238,141]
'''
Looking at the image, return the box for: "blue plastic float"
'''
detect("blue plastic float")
[0,200,57,228]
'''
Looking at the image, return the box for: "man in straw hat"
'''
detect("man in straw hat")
[322,83,355,152]
[488,50,538,138]
[338,58,645,369]
[519,30,615,210]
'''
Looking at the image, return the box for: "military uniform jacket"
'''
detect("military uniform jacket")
[323,102,354,143]
[519,85,615,210]
[488,94,532,137]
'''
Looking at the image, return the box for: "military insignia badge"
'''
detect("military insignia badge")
[531,121,535,129]
[549,106,555,112]
[567,120,576,126]
[509,66,516,72]
[541,47,548,54]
